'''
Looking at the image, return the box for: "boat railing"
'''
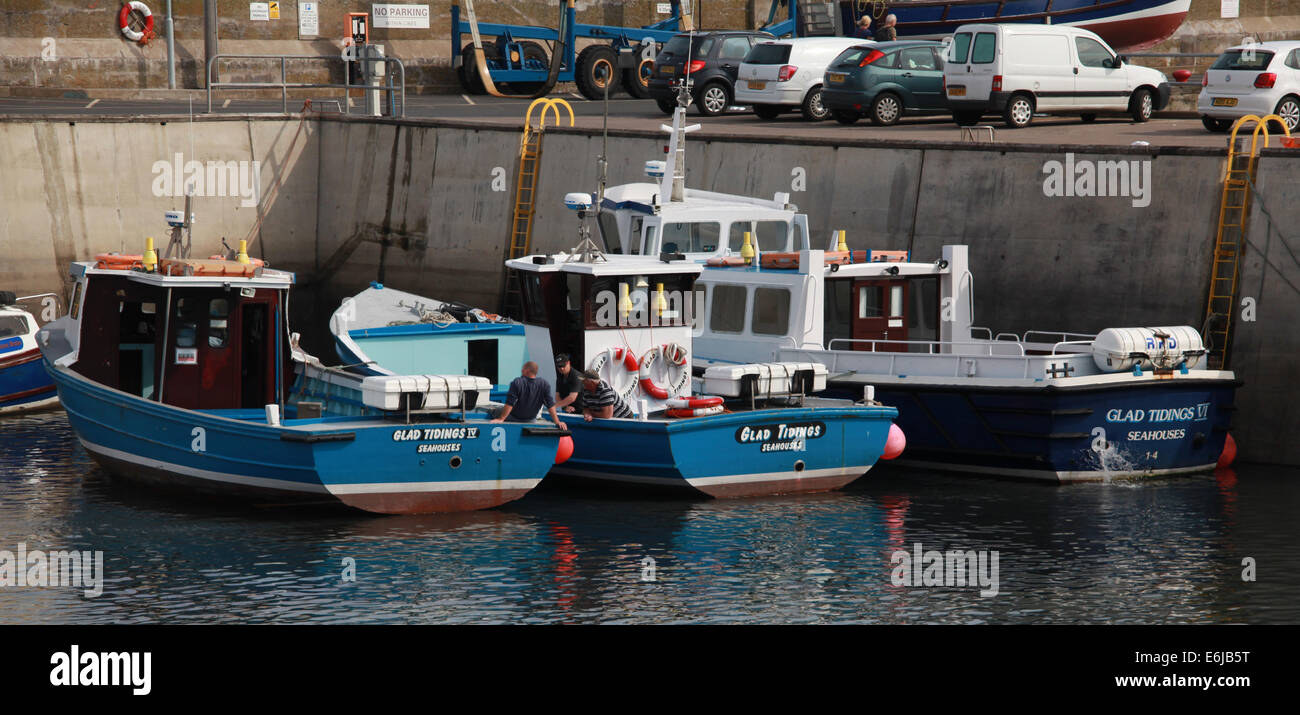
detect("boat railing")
[970,326,993,340]
[1051,340,1095,355]
[1023,329,1097,344]
[826,338,1027,357]
[994,332,1020,342]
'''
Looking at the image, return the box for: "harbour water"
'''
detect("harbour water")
[1,411,1295,624]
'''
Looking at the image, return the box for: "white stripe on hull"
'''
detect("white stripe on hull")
[894,458,1217,483]
[0,394,59,414]
[82,438,540,494]
[556,465,867,487]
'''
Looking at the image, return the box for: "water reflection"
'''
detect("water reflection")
[0,412,1295,624]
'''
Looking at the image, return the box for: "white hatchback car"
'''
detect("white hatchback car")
[736,36,867,120]
[1198,41,1300,133]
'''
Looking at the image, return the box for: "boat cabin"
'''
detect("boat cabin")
[60,259,293,411]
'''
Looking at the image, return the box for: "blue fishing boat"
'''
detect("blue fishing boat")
[330,282,527,402]
[37,244,567,514]
[0,292,59,414]
[830,0,1189,52]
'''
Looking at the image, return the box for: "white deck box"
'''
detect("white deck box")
[360,374,491,411]
[701,362,827,398]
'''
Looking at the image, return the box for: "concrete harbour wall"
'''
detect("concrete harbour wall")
[1,114,1297,466]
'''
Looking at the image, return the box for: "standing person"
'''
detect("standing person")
[554,353,584,413]
[875,14,897,42]
[491,361,566,430]
[853,15,873,39]
[579,369,634,421]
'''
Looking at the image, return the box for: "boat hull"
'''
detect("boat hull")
[0,348,58,414]
[553,404,897,498]
[49,362,561,514]
[828,376,1237,482]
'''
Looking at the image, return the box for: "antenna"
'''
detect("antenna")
[563,192,607,264]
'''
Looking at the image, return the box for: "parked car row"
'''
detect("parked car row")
[644,25,1300,134]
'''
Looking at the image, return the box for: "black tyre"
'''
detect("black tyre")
[831,109,859,125]
[458,44,499,95]
[1080,113,1097,123]
[869,92,902,126]
[505,41,549,95]
[1272,95,1300,132]
[1003,94,1034,128]
[623,53,655,99]
[1129,87,1153,122]
[1201,115,1232,133]
[952,110,981,126]
[575,45,621,100]
[695,82,730,117]
[656,97,677,115]
[800,85,830,121]
[753,104,782,120]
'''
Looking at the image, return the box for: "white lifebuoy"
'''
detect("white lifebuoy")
[665,395,723,409]
[638,342,690,400]
[119,2,154,44]
[587,347,639,404]
[665,405,725,418]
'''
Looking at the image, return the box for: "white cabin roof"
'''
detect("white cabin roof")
[507,253,702,277]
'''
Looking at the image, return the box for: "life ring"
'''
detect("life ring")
[665,405,725,418]
[94,253,145,270]
[588,346,639,404]
[665,395,723,409]
[638,343,689,400]
[705,256,748,267]
[119,2,155,44]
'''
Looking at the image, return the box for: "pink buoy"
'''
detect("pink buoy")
[882,423,906,460]
[555,435,574,465]
[1216,433,1236,469]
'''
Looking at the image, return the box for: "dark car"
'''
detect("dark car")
[648,30,776,117]
[821,41,950,125]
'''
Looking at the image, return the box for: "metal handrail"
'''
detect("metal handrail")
[1051,340,1094,355]
[826,337,1027,357]
[1023,329,1097,343]
[206,54,406,117]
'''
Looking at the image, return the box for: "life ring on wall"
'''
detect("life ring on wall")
[638,343,689,400]
[119,2,155,45]
[588,346,639,404]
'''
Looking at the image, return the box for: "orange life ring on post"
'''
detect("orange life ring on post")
[119,2,155,45]
[638,343,689,400]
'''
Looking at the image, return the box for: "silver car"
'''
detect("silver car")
[1198,41,1300,133]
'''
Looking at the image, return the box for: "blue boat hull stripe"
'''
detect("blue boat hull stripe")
[80,438,329,494]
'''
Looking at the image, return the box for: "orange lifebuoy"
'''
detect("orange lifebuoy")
[588,346,639,404]
[94,253,145,270]
[118,2,154,45]
[665,405,725,418]
[665,395,723,409]
[638,343,689,400]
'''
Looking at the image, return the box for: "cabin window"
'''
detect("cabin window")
[596,210,621,254]
[69,281,83,320]
[728,221,788,252]
[208,299,230,349]
[589,273,696,329]
[661,221,719,253]
[971,33,996,64]
[752,287,790,336]
[0,316,29,338]
[908,277,939,351]
[858,285,884,319]
[175,297,198,348]
[118,301,156,342]
[824,279,851,346]
[641,224,657,256]
[518,272,548,325]
[709,284,747,334]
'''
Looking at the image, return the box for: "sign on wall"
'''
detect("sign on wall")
[250,2,269,21]
[1221,0,1239,19]
[298,1,319,37]
[372,3,431,29]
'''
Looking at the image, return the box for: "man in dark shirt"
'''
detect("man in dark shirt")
[580,369,634,421]
[492,361,566,429]
[874,14,897,42]
[554,353,584,413]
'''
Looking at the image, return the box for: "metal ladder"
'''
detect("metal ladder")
[1203,114,1289,369]
[499,98,575,317]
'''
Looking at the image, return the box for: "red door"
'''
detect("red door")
[851,280,908,352]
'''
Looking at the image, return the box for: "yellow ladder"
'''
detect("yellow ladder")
[1203,114,1290,369]
[500,98,574,316]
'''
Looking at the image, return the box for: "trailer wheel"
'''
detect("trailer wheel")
[576,45,621,100]
[458,43,500,95]
[624,55,655,99]
[506,41,550,94]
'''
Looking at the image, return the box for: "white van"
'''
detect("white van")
[736,36,868,121]
[942,24,1170,128]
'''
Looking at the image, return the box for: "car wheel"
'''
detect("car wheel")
[1201,115,1231,133]
[695,82,730,117]
[952,110,981,126]
[575,45,621,100]
[1273,95,1300,132]
[753,104,782,120]
[1081,113,1097,123]
[801,85,829,121]
[1129,88,1153,123]
[1003,94,1034,129]
[831,109,859,125]
[870,92,902,126]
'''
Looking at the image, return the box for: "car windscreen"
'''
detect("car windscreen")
[661,36,691,56]
[1211,49,1276,70]
[744,43,792,64]
[831,46,876,67]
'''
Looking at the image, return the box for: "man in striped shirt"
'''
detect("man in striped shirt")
[579,369,634,421]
